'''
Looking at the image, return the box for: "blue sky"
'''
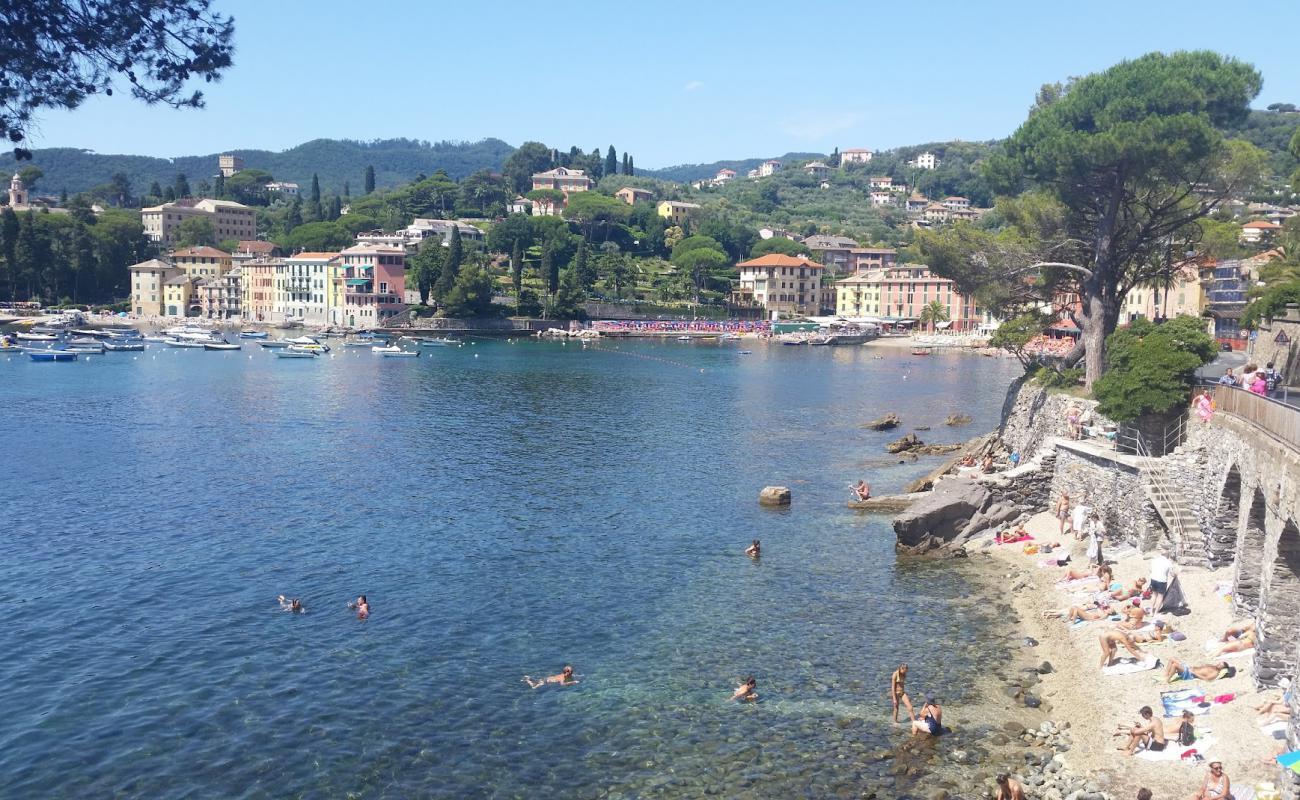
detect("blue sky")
[24,0,1300,168]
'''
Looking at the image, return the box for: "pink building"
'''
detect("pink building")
[339,243,406,328]
[835,264,987,330]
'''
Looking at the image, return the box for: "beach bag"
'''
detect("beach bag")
[1177,723,1196,746]
[1023,544,1039,555]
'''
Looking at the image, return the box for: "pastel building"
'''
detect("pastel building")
[733,254,824,317]
[339,243,406,328]
[240,258,280,323]
[163,274,200,317]
[277,252,340,326]
[170,246,232,280]
[198,266,242,320]
[531,167,592,193]
[840,148,873,164]
[615,187,654,205]
[834,264,987,330]
[657,200,702,226]
[129,258,183,317]
[1121,264,1204,324]
[141,198,257,245]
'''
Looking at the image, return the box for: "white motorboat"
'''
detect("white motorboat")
[167,339,206,348]
[418,338,459,347]
[287,336,329,352]
[103,341,145,351]
[276,349,318,359]
[15,332,57,342]
[203,341,242,351]
[381,350,419,358]
[371,345,404,353]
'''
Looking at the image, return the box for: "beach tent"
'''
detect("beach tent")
[1158,574,1190,614]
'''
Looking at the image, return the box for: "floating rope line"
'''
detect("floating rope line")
[581,343,705,373]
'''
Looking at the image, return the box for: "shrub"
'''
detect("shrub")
[1093,317,1216,421]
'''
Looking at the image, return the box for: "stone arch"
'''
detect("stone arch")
[1234,488,1268,616]
[1209,465,1243,568]
[1255,520,1300,688]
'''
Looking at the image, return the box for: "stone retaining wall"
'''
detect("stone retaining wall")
[1046,445,1161,551]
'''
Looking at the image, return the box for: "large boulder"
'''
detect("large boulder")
[945,413,973,427]
[893,479,991,551]
[864,413,901,431]
[758,486,792,507]
[886,433,921,453]
[911,443,964,456]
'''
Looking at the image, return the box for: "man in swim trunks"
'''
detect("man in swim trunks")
[1162,658,1234,683]
[852,480,870,502]
[1209,627,1255,656]
[910,697,942,736]
[348,595,369,619]
[523,665,578,688]
[890,664,913,722]
[745,540,761,558]
[994,773,1025,800]
[277,595,304,613]
[1115,705,1165,755]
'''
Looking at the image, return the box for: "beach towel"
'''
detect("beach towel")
[1162,689,1212,718]
[1059,576,1101,589]
[1103,654,1160,675]
[1136,734,1216,762]
[1203,639,1256,660]
[1262,721,1289,740]
[998,533,1033,545]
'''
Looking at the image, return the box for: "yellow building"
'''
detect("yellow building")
[657,200,702,226]
[162,275,199,317]
[129,258,183,318]
[170,246,233,280]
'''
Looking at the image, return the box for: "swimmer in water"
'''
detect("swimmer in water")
[731,676,758,702]
[277,595,304,613]
[523,665,578,688]
[348,595,369,619]
[745,539,761,558]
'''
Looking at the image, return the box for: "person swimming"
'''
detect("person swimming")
[523,665,578,689]
[277,595,304,613]
[745,539,761,558]
[730,676,758,702]
[349,595,370,619]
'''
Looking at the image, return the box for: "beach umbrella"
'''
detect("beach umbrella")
[1277,750,1300,774]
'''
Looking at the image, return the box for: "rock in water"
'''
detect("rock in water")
[893,479,991,552]
[886,433,921,453]
[863,413,901,431]
[944,413,973,426]
[758,486,792,507]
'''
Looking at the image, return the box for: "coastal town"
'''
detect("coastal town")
[7,4,1300,800]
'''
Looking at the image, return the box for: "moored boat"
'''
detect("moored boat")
[259,340,292,349]
[910,348,932,356]
[238,330,269,339]
[103,341,145,351]
[275,349,318,358]
[371,345,403,353]
[381,350,419,358]
[418,338,459,347]
[287,336,329,352]
[66,338,106,353]
[203,341,242,351]
[15,332,58,342]
[28,350,77,362]
[167,339,206,348]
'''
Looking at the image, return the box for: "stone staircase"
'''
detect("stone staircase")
[1136,456,1209,567]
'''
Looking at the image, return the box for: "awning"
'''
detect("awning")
[935,320,953,329]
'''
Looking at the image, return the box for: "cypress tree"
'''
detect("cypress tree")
[149,181,163,200]
[622,152,630,175]
[343,181,351,198]
[0,207,18,301]
[589,148,603,181]
[364,165,375,194]
[310,174,321,204]
[511,240,523,306]
[435,226,464,299]
[542,249,556,294]
[627,156,634,176]
[605,145,618,177]
[214,174,225,198]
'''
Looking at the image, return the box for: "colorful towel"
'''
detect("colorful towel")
[1103,655,1160,676]
[1162,689,1211,718]
[1059,576,1101,589]
[997,533,1033,545]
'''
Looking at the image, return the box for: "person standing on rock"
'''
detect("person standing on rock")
[889,664,913,722]
[994,773,1025,800]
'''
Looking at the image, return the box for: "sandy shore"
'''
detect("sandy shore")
[974,510,1283,797]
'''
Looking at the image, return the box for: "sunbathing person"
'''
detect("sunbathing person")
[996,526,1029,544]
[1209,628,1256,656]
[1110,577,1147,601]
[1045,603,1113,623]
[1254,694,1292,724]
[1061,563,1112,583]
[1115,605,1147,631]
[1163,658,1235,683]
[1099,630,1147,669]
[1128,621,1173,643]
[1219,620,1255,641]
[1114,705,1166,755]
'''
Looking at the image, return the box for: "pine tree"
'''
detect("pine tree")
[574,238,597,289]
[364,165,375,194]
[605,145,618,177]
[174,173,190,198]
[163,186,176,202]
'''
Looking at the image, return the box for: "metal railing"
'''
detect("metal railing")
[1126,425,1194,554]
[1115,415,1189,457]
[1212,384,1300,450]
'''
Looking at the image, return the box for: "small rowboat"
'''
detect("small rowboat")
[103,341,145,351]
[275,349,318,359]
[259,340,292,349]
[910,348,932,356]
[204,342,242,351]
[418,338,458,347]
[167,339,206,348]
[66,338,106,353]
[15,332,58,342]
[239,330,269,339]
[29,350,77,362]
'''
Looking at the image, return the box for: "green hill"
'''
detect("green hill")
[0,137,517,197]
[641,152,826,183]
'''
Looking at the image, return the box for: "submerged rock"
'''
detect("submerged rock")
[886,433,922,453]
[864,413,901,430]
[945,413,974,426]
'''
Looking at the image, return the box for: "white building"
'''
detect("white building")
[910,152,939,170]
[218,154,244,177]
[275,252,338,326]
[758,160,782,177]
[732,254,824,317]
[267,181,300,197]
[404,219,485,244]
[840,148,873,165]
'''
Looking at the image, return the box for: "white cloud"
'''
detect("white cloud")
[683,80,704,92]
[779,112,864,140]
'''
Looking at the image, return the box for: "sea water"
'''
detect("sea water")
[0,339,1021,798]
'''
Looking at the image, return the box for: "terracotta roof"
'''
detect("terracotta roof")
[736,254,822,269]
[238,240,277,254]
[171,246,230,258]
[1242,220,1280,229]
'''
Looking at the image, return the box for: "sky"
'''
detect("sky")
[23,0,1300,169]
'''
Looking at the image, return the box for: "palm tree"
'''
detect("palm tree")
[919,300,950,333]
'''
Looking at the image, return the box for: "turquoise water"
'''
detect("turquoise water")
[0,339,1020,798]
